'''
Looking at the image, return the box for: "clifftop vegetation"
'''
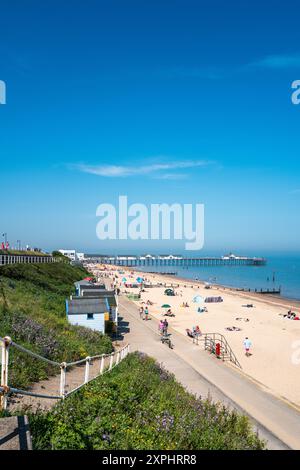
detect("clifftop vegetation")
[0,263,112,388]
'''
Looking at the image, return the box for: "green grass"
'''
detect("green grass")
[29,352,265,450]
[0,263,113,388]
[0,250,50,256]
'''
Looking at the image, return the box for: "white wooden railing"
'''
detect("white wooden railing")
[0,254,58,265]
[0,335,130,410]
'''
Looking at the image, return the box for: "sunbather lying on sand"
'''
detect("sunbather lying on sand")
[186,326,202,338]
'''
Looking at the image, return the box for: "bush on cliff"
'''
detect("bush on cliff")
[0,263,113,388]
[30,352,265,450]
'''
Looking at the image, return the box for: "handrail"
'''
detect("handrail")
[197,332,242,369]
[0,335,130,410]
[10,340,61,367]
[0,386,61,400]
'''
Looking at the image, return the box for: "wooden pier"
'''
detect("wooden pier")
[85,254,267,267]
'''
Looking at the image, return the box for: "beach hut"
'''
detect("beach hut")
[81,289,119,325]
[74,280,92,296]
[66,298,109,333]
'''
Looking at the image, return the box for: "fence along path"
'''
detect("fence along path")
[0,335,130,412]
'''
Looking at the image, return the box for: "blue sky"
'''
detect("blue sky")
[0,0,300,254]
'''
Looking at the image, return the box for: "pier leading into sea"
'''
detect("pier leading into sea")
[85,254,266,267]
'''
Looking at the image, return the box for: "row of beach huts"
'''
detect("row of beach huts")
[65,279,118,334]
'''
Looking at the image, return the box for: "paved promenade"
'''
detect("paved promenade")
[118,295,300,450]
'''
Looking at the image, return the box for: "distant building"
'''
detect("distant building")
[66,297,109,333]
[59,249,77,261]
[59,250,85,262]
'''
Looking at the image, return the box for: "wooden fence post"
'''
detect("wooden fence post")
[100,355,105,375]
[84,357,91,384]
[109,353,114,370]
[60,362,67,398]
[0,336,11,410]
[116,351,120,365]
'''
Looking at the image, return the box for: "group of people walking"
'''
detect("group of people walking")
[139,305,169,340]
[159,319,169,335]
[139,305,149,320]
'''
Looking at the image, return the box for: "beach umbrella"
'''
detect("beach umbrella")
[193,295,204,304]
[161,304,171,308]
[122,277,127,282]
[136,276,144,283]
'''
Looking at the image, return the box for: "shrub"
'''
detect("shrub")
[29,352,265,450]
[0,263,113,388]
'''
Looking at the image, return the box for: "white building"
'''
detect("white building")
[59,250,85,262]
[66,298,109,333]
[59,249,77,261]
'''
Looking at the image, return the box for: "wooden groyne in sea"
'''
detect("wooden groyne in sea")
[236,287,281,295]
[147,271,178,275]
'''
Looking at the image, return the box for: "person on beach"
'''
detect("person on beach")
[144,306,149,320]
[159,320,164,334]
[195,325,202,337]
[139,306,144,318]
[163,319,169,334]
[243,337,252,357]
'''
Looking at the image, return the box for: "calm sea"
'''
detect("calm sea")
[138,255,300,301]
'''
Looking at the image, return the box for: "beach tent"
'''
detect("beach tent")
[193,295,204,304]
[164,288,175,296]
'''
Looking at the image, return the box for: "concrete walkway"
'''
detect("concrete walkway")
[118,295,300,450]
[0,416,31,450]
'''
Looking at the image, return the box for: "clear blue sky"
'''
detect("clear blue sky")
[0,0,300,254]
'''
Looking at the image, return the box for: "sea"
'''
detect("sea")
[137,254,300,301]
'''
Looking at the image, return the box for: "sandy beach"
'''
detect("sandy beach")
[89,264,300,407]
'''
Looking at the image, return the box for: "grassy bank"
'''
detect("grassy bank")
[0,263,113,388]
[0,250,50,256]
[30,352,265,450]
